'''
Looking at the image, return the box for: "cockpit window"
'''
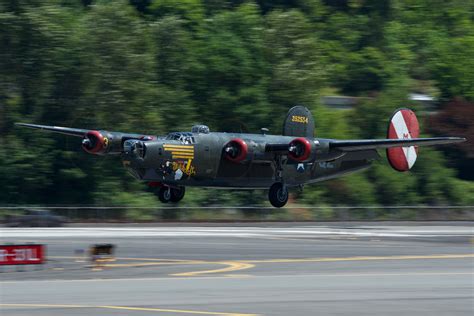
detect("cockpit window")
[191,125,210,134]
[166,132,195,144]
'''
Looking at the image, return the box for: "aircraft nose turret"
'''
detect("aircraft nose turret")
[123,139,147,159]
[123,139,169,163]
[122,139,168,179]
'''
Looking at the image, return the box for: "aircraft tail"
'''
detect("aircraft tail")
[386,108,420,171]
[282,106,315,138]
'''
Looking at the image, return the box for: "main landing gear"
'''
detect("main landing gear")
[268,182,288,208]
[267,154,289,208]
[157,186,186,203]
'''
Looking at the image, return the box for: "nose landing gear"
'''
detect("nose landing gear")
[157,186,186,203]
[170,186,186,203]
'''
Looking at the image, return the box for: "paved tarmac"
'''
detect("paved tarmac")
[1,223,473,315]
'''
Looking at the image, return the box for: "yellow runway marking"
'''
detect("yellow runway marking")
[172,261,255,277]
[238,253,474,264]
[99,305,259,315]
[101,259,253,275]
[51,256,195,262]
[103,260,204,268]
[113,257,195,262]
[103,262,185,268]
[47,254,473,278]
[307,272,474,277]
[0,304,258,316]
[50,256,255,277]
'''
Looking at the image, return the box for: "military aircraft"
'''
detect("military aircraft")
[17,106,465,207]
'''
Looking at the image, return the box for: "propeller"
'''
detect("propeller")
[288,137,312,162]
[223,139,248,163]
[81,131,107,155]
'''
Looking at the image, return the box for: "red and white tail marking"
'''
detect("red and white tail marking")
[387,109,420,172]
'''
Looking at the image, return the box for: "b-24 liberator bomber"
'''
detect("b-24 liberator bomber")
[17,106,465,207]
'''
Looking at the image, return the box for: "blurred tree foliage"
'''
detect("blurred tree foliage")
[0,0,472,207]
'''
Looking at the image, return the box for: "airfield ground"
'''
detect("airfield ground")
[1,222,473,316]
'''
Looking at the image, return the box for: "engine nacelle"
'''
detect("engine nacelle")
[82,130,157,156]
[288,137,313,162]
[223,138,248,163]
[81,130,109,155]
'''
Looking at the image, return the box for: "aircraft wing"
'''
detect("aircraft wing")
[329,137,466,152]
[16,123,153,155]
[15,123,90,137]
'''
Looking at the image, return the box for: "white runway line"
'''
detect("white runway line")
[1,226,473,239]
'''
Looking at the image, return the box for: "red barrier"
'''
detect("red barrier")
[0,244,45,265]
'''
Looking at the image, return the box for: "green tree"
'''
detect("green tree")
[150,16,198,131]
[189,3,270,132]
[264,9,326,129]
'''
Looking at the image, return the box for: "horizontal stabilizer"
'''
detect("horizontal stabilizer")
[330,137,466,152]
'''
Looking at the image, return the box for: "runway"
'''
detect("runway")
[1,223,473,315]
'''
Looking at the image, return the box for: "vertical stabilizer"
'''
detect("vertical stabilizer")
[386,108,420,171]
[282,106,315,138]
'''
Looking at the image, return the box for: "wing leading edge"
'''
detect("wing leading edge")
[15,123,89,137]
[329,137,466,152]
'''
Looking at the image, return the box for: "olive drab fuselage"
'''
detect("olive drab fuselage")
[121,132,379,189]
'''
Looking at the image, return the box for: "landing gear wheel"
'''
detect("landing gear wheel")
[158,186,172,203]
[170,186,186,203]
[268,182,288,208]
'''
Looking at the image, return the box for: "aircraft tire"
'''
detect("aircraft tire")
[170,186,186,203]
[157,186,171,203]
[268,182,288,208]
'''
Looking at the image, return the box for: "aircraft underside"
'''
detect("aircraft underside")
[134,149,379,189]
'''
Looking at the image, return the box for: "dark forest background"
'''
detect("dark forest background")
[1,0,473,210]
